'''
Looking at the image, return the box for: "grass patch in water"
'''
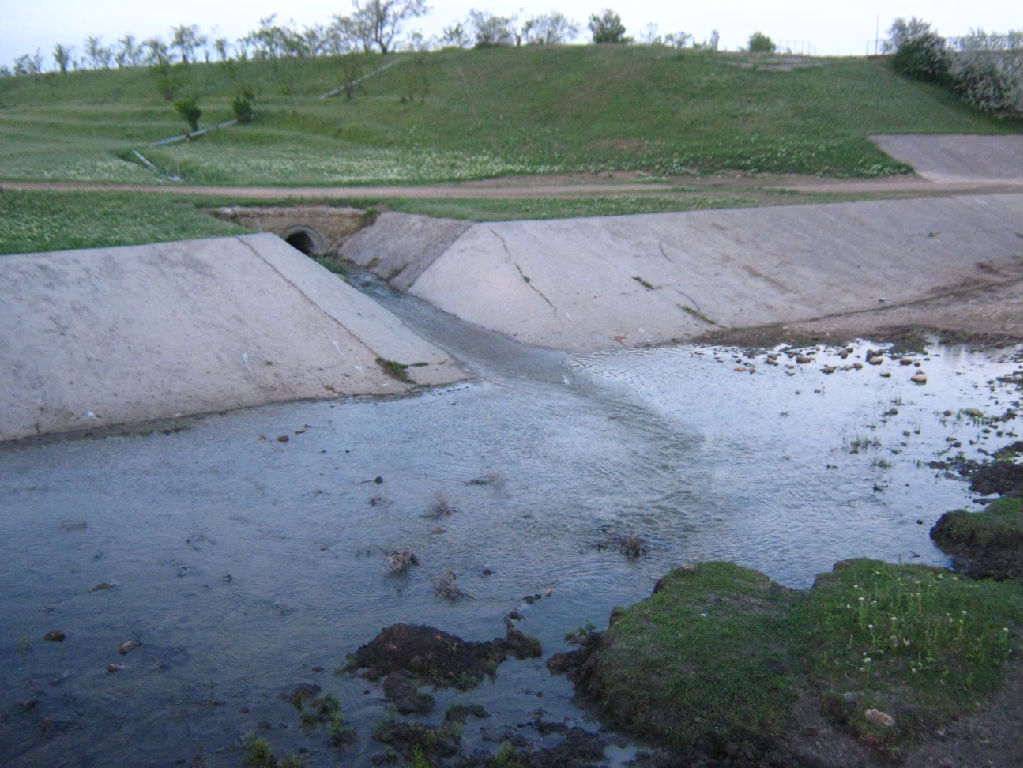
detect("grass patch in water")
[573,559,1020,760]
[932,496,1023,550]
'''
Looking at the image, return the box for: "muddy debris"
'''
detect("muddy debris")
[445,703,489,722]
[349,624,504,689]
[382,671,435,714]
[426,491,456,518]
[43,630,66,642]
[349,620,542,693]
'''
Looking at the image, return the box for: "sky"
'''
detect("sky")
[3,0,1021,68]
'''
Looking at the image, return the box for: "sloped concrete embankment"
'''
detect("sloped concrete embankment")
[343,194,1023,350]
[0,233,462,442]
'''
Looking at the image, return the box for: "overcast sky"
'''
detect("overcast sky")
[4,0,1021,68]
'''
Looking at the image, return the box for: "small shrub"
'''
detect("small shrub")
[232,88,255,124]
[174,95,201,132]
[243,736,277,768]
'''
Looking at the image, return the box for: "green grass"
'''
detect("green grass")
[1,185,939,255]
[586,559,1020,758]
[1,47,1018,188]
[591,562,800,748]
[932,496,1023,549]
[0,189,249,253]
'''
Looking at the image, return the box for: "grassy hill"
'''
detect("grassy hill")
[1,45,1018,186]
[1,45,1019,253]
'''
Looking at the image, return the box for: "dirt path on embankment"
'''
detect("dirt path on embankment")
[2,168,1020,200]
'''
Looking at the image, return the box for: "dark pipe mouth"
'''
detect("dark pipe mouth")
[284,229,318,255]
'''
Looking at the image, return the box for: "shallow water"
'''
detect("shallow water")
[1,285,1020,766]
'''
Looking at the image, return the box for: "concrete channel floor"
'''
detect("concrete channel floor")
[1,135,1021,441]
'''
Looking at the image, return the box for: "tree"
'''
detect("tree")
[115,35,142,68]
[351,0,430,54]
[468,9,516,47]
[84,35,112,69]
[53,44,73,74]
[522,12,579,45]
[14,51,43,77]
[214,38,232,61]
[440,21,472,48]
[171,25,206,64]
[588,9,628,44]
[664,31,693,49]
[326,15,360,54]
[747,31,776,52]
[885,17,932,53]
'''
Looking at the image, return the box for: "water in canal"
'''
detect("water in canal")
[1,282,1019,766]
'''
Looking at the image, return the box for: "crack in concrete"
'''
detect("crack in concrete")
[489,227,557,312]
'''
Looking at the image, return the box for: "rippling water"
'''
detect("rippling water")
[1,285,1019,766]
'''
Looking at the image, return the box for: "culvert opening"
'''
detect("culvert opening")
[284,229,318,255]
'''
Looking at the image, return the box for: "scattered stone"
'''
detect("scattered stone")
[276,435,289,443]
[821,365,835,375]
[864,708,895,728]
[911,372,928,384]
[900,357,914,366]
[386,549,417,575]
[374,476,384,484]
[868,355,884,366]
[106,664,121,673]
[880,371,892,378]
[434,569,467,600]
[795,355,813,364]
[118,640,138,655]
[43,630,66,642]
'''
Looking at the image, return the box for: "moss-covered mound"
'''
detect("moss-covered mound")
[931,496,1023,579]
[551,560,1021,765]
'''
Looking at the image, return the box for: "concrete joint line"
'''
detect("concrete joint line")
[235,236,379,363]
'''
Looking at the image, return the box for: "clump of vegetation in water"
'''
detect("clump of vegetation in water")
[243,736,303,768]
[555,559,1020,762]
[931,496,1023,579]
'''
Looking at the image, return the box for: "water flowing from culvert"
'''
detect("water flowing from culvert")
[1,273,1020,766]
